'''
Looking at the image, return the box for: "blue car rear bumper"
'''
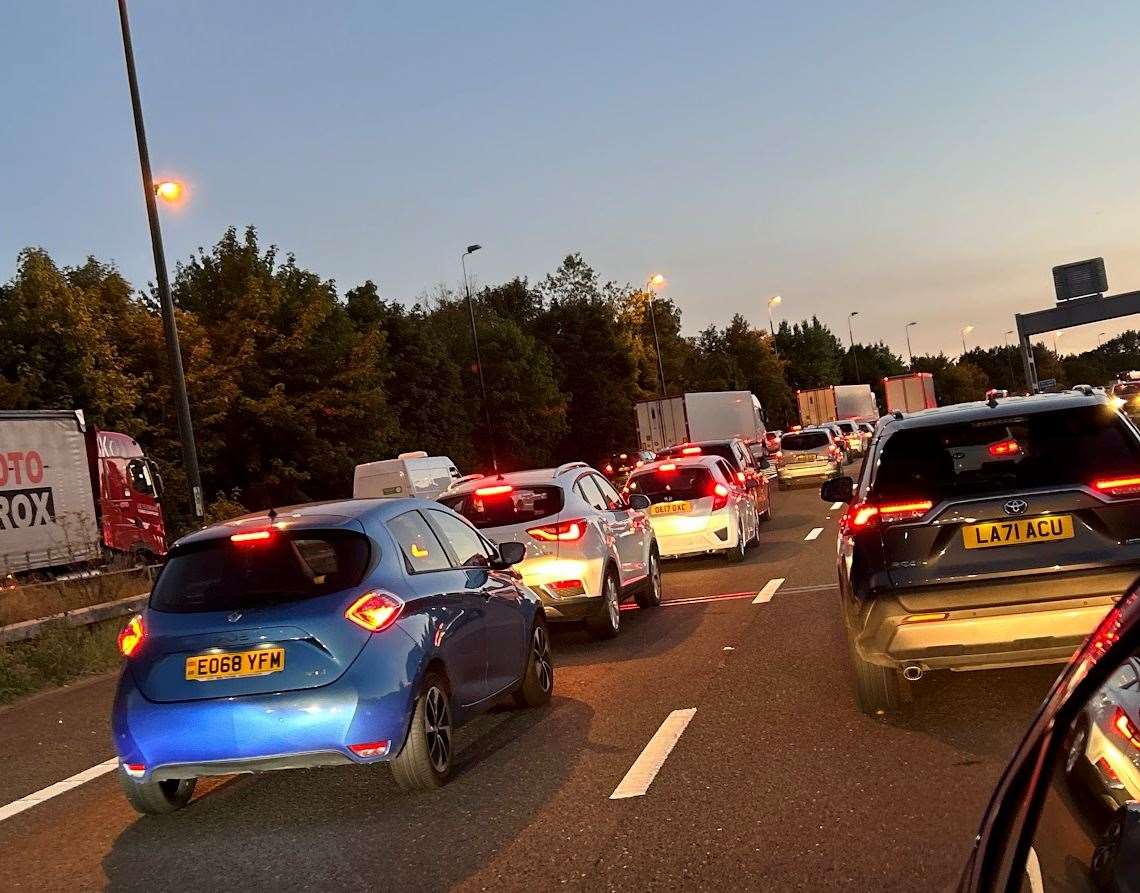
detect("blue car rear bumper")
[112,634,421,782]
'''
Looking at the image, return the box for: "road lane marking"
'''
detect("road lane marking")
[804,527,824,541]
[753,577,785,604]
[610,708,696,800]
[0,757,119,824]
[830,502,843,510]
[778,583,838,594]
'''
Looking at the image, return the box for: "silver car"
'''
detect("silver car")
[776,428,842,489]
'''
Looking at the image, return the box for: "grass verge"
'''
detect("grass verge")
[0,619,122,705]
[0,566,152,627]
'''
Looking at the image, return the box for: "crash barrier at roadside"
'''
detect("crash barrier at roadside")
[0,565,157,644]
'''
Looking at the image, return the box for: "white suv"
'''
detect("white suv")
[438,462,661,638]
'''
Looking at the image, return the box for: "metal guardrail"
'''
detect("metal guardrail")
[0,592,150,645]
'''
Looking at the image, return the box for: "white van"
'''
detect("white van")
[352,452,461,501]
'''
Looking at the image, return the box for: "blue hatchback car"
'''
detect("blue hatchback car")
[112,498,553,814]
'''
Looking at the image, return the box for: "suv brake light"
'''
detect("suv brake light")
[475,484,513,497]
[1094,476,1140,497]
[527,518,587,542]
[843,500,933,532]
[680,445,702,455]
[988,439,1021,457]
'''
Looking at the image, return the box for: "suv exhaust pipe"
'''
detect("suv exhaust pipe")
[902,665,924,682]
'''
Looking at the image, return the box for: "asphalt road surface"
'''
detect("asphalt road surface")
[0,472,1064,891]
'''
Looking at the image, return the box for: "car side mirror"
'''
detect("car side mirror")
[493,541,526,568]
[744,478,761,490]
[628,493,651,511]
[820,476,854,504]
[758,458,771,470]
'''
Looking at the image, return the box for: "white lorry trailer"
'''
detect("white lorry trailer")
[635,391,765,452]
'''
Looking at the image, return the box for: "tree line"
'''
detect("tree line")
[3,225,1139,534]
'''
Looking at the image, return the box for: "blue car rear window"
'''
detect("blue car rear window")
[151,529,371,613]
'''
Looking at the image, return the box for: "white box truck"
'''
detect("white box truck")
[0,410,101,575]
[834,384,879,420]
[884,373,937,413]
[636,392,764,451]
[353,452,461,500]
[796,385,878,426]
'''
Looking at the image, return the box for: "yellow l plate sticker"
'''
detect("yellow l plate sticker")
[963,515,1075,550]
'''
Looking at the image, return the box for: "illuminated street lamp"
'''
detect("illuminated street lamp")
[767,295,782,337]
[153,179,184,204]
[961,324,974,355]
[646,274,668,397]
[116,0,203,517]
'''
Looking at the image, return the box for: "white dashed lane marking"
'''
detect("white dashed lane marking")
[610,708,697,800]
[830,502,843,510]
[753,577,785,604]
[0,758,119,824]
[804,527,824,541]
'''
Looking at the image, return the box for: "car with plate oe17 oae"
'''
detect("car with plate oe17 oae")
[111,499,552,813]
[626,455,764,563]
[438,463,661,639]
[821,390,1140,716]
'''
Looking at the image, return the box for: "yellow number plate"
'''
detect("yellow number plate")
[185,647,285,681]
[650,501,692,516]
[962,515,1075,550]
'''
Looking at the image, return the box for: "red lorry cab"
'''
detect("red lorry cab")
[88,431,167,561]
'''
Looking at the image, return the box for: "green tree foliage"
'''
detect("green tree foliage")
[167,227,392,509]
[534,256,640,461]
[773,317,843,389]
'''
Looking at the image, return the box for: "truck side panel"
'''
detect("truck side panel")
[635,397,688,452]
[0,411,101,574]
[683,391,763,442]
[834,384,877,420]
[796,387,839,427]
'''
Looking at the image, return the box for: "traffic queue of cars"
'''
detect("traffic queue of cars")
[110,438,770,814]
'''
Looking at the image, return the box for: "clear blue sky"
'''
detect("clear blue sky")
[4,1,1140,359]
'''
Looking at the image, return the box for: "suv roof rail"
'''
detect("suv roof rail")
[444,473,484,491]
[554,461,590,476]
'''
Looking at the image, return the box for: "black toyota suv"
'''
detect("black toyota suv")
[821,390,1140,715]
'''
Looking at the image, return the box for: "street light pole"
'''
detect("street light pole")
[767,295,782,337]
[646,275,667,397]
[905,321,917,367]
[1098,332,1108,348]
[848,311,860,382]
[1004,330,1017,389]
[116,0,203,518]
[461,245,497,473]
[961,325,974,356]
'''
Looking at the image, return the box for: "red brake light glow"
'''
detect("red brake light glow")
[527,518,587,542]
[604,464,614,474]
[681,446,702,455]
[736,471,746,483]
[711,482,730,511]
[988,439,1021,457]
[345,591,404,632]
[475,484,513,497]
[658,463,677,472]
[844,500,933,532]
[1094,476,1140,497]
[117,614,145,658]
[1114,708,1140,749]
[231,529,272,544]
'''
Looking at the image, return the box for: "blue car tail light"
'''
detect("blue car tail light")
[344,591,404,632]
